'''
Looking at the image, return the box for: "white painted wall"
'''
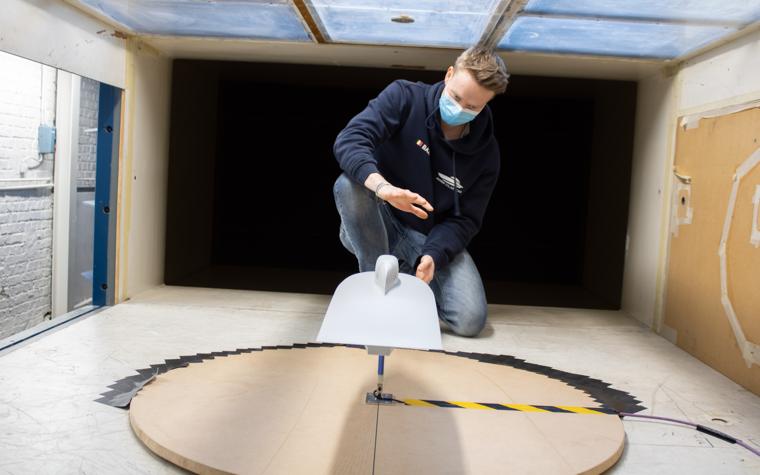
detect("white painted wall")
[621,72,676,328]
[0,0,126,88]
[678,27,760,115]
[115,40,172,302]
[145,36,660,81]
[622,27,760,330]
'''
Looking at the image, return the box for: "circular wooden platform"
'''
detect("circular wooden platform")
[129,346,625,474]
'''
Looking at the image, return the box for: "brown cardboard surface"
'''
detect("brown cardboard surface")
[130,347,624,474]
[376,350,624,475]
[729,164,760,344]
[665,107,760,396]
[130,347,378,474]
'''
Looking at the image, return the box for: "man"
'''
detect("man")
[332,46,508,337]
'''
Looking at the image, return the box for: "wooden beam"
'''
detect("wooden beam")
[292,0,328,44]
[479,0,530,50]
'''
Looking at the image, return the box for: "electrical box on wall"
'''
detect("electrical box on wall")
[38,125,56,154]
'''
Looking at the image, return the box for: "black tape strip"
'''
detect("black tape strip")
[95,343,645,414]
[164,358,187,367]
[478,402,518,411]
[452,350,645,414]
[532,405,574,413]
[426,400,461,408]
[95,371,156,408]
[696,425,737,444]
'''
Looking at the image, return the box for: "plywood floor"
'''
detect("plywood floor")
[129,347,625,474]
[1,285,759,474]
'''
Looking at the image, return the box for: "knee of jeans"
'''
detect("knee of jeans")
[447,303,487,337]
[333,173,353,196]
[334,174,372,212]
[333,173,364,201]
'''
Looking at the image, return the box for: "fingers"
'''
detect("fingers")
[385,188,433,219]
[396,189,433,218]
[416,268,433,284]
[417,257,432,271]
[407,203,429,220]
[389,199,427,219]
[416,256,434,284]
[405,190,434,212]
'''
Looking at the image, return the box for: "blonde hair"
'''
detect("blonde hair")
[454,46,509,95]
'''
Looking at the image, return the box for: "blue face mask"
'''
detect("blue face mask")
[439,89,479,126]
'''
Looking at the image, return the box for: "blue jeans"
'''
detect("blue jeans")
[333,173,487,337]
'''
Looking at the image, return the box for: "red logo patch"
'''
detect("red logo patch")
[416,139,430,156]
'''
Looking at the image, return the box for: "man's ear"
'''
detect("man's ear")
[444,66,454,82]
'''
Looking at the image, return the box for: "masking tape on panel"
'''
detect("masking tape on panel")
[671,181,693,237]
[680,101,760,130]
[752,185,760,248]
[719,147,760,368]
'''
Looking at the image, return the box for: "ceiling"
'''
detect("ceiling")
[67,0,760,60]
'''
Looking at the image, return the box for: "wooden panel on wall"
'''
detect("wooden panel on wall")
[665,107,760,396]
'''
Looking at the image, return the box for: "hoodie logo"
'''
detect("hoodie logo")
[436,172,463,194]
[416,139,430,156]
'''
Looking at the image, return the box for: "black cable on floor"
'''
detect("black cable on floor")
[618,412,760,458]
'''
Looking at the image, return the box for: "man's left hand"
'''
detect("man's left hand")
[416,255,435,284]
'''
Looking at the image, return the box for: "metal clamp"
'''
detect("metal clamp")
[674,167,692,184]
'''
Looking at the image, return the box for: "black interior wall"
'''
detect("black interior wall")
[165,61,219,284]
[165,60,636,309]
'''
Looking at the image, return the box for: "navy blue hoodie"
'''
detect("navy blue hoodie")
[334,79,500,270]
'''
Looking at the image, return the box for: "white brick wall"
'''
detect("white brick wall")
[0,51,56,340]
[0,52,55,180]
[78,77,99,189]
[0,190,53,339]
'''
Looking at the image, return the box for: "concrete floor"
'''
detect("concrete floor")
[1,285,759,474]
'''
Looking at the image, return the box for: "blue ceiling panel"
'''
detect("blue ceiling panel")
[309,0,497,47]
[72,0,760,60]
[499,16,735,59]
[524,0,760,25]
[77,0,311,41]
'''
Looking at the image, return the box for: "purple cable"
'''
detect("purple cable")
[619,412,760,458]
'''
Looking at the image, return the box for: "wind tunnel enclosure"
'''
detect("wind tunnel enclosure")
[164,60,636,310]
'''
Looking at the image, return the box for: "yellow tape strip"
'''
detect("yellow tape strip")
[397,399,614,415]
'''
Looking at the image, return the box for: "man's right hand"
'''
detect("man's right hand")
[378,185,434,219]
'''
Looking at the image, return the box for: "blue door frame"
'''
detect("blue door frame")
[93,83,121,306]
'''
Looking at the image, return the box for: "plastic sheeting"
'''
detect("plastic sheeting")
[77,0,311,40]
